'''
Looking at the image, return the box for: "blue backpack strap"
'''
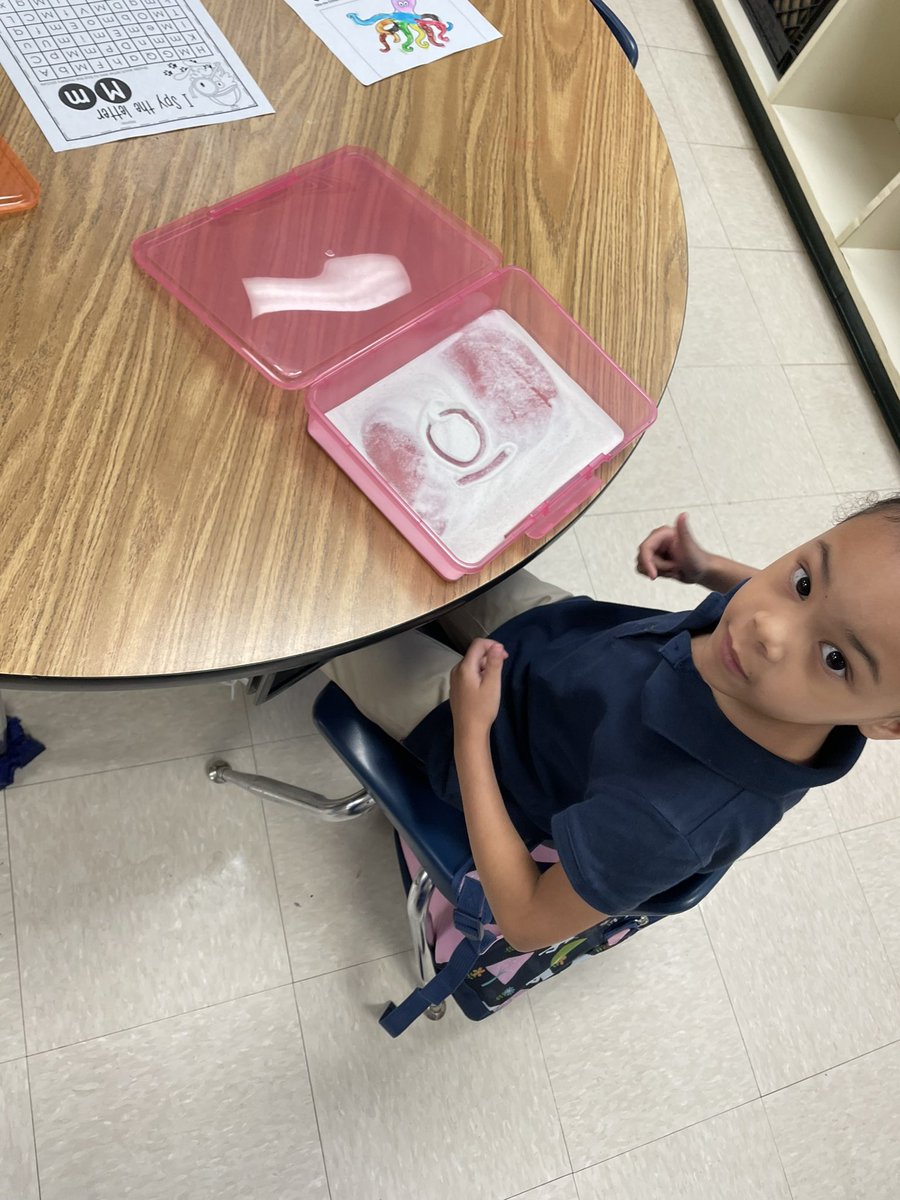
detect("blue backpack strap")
[379,871,496,1037]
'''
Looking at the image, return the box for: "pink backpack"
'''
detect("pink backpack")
[379,836,662,1036]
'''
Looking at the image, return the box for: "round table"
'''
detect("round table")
[0,0,687,686]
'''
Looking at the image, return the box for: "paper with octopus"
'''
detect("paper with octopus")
[284,0,501,85]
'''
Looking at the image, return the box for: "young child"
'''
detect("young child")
[323,497,900,952]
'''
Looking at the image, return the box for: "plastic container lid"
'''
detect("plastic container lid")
[132,146,503,389]
[0,139,39,214]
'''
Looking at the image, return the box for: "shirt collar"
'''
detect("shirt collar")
[633,590,866,794]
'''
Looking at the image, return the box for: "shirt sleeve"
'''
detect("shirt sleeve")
[551,781,702,916]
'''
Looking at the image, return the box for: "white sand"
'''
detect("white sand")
[328,309,624,564]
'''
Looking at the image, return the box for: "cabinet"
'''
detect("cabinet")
[695,0,900,446]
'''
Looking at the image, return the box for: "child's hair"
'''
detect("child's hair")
[838,493,900,525]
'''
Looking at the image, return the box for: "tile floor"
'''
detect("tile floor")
[3,3,900,1197]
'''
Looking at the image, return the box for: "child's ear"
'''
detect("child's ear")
[858,717,900,741]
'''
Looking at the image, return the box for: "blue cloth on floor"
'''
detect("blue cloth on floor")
[0,717,45,788]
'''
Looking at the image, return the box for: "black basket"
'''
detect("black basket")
[737,0,839,75]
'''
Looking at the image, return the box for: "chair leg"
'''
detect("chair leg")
[207,759,376,821]
[408,868,446,1020]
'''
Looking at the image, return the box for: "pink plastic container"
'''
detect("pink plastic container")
[133,147,657,579]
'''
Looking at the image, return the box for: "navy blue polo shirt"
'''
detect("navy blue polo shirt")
[404,589,865,916]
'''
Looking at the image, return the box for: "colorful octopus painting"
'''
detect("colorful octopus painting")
[347,0,453,54]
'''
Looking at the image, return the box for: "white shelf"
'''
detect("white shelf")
[697,0,900,413]
[774,107,900,237]
[843,249,900,373]
[841,171,900,249]
[772,0,900,118]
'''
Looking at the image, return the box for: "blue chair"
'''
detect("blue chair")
[589,0,639,68]
[210,683,729,1023]
[312,683,728,1016]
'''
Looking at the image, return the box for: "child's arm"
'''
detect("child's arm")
[450,639,610,952]
[637,512,756,592]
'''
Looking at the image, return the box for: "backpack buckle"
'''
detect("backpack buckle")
[453,909,484,941]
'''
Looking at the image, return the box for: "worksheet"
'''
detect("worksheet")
[283,0,501,85]
[0,0,272,151]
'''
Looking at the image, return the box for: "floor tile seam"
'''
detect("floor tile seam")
[504,1170,577,1200]
[643,43,688,140]
[3,796,30,1062]
[247,728,335,754]
[291,947,415,992]
[685,353,830,476]
[830,810,900,838]
[624,387,823,494]
[758,1031,900,1102]
[687,148,803,254]
[676,139,731,252]
[658,387,716,508]
[739,827,842,864]
[646,44,754,152]
[756,1085,800,1200]
[836,828,900,1001]
[255,749,299,987]
[5,741,256,793]
[646,40,717,61]
[567,1095,768,1177]
[3,796,41,1196]
[569,512,601,596]
[696,902,764,1097]
[633,40,716,62]
[776,355,856,367]
[731,248,851,369]
[673,239,780,363]
[288,983,335,1200]
[254,748,420,993]
[24,1053,44,1200]
[581,497,716,522]
[680,136,763,151]
[21,947,418,1059]
[20,978,305,1062]
[523,994,577,1180]
[553,518,594,595]
[720,238,811,259]
[729,990,900,1098]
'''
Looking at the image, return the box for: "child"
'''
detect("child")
[323,498,900,952]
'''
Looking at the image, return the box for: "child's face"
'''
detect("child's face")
[704,515,900,736]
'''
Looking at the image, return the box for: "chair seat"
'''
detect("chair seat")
[313,682,471,897]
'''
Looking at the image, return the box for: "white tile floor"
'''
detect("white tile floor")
[3,3,900,1197]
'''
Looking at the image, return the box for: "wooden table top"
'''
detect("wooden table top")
[0,0,686,685]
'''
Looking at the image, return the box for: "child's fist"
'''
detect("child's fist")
[450,638,508,738]
[636,512,709,584]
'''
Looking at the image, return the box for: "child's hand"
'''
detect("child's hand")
[636,512,709,584]
[450,638,508,740]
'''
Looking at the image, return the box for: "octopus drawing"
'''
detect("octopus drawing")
[347,1,453,53]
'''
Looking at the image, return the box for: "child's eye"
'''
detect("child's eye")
[821,644,847,677]
[791,566,811,598]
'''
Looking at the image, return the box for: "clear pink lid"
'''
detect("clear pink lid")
[132,146,502,389]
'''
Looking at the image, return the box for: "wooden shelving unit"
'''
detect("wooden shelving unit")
[695,0,900,448]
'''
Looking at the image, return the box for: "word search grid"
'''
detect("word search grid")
[0,0,271,149]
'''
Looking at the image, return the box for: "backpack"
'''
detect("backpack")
[379,835,666,1036]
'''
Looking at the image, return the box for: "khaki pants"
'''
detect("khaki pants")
[321,570,571,740]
